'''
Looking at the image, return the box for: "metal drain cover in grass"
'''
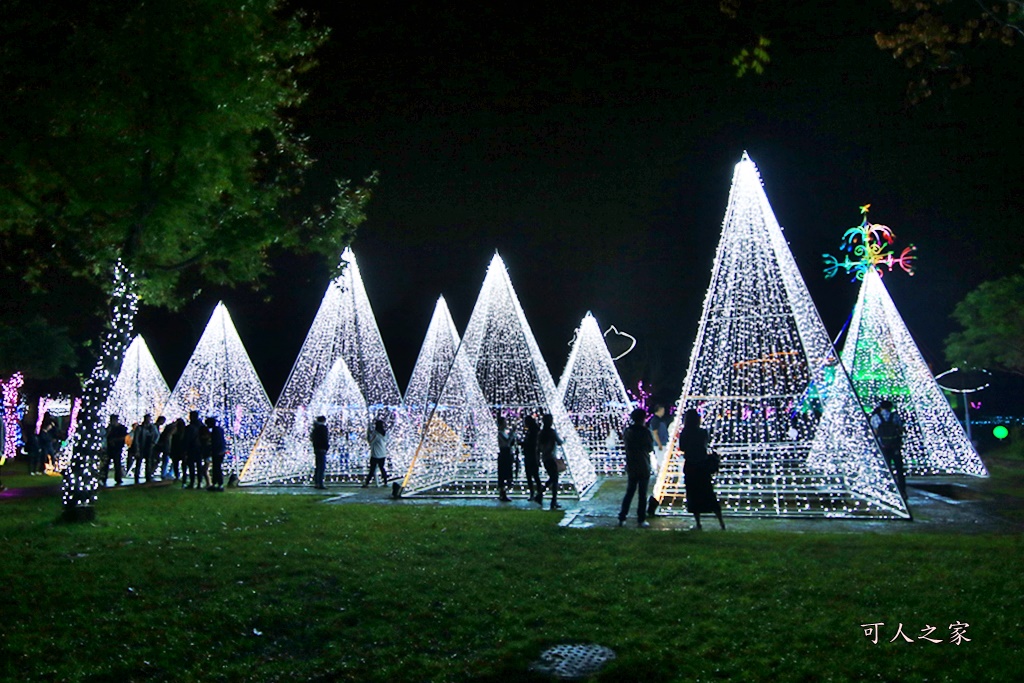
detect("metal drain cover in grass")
[530,643,616,680]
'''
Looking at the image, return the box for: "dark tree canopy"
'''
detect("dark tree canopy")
[945,268,1024,377]
[0,0,371,359]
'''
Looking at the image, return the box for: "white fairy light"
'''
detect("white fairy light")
[104,335,171,425]
[164,302,273,475]
[64,259,137,513]
[398,296,498,495]
[240,248,401,484]
[241,355,369,484]
[557,312,633,475]
[840,268,988,476]
[655,154,908,519]
[405,254,596,497]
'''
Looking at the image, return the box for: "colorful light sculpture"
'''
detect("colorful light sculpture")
[240,248,401,484]
[557,312,633,475]
[404,254,596,497]
[104,335,171,425]
[399,296,498,495]
[838,268,988,476]
[655,154,908,519]
[164,302,273,475]
[823,204,916,281]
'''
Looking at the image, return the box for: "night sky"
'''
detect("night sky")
[138,1,1023,409]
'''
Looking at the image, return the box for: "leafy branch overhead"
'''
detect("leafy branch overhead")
[0,0,374,313]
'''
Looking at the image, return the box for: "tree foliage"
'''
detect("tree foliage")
[0,0,372,319]
[945,268,1024,377]
[876,1,1023,104]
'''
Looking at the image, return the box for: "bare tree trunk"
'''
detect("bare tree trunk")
[61,261,137,521]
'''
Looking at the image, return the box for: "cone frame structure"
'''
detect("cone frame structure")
[655,154,908,519]
[164,302,273,475]
[398,296,499,495]
[105,335,171,425]
[557,312,632,475]
[241,249,401,484]
[841,268,987,476]
[402,254,597,496]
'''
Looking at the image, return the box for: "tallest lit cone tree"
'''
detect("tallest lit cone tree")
[0,3,371,519]
[655,154,907,518]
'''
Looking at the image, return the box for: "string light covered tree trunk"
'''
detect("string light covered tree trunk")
[62,261,137,519]
[241,249,400,484]
[841,268,988,476]
[654,154,907,519]
[398,296,498,496]
[104,335,171,426]
[163,302,273,476]
[1,2,372,518]
[557,312,633,475]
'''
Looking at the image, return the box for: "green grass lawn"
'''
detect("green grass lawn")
[1,473,1021,682]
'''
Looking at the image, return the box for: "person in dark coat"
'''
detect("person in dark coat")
[679,408,725,531]
[183,411,204,489]
[310,415,329,489]
[205,416,227,492]
[870,400,906,500]
[536,413,564,510]
[520,414,542,503]
[169,417,187,480]
[133,413,159,484]
[620,408,655,527]
[496,416,515,502]
[100,414,128,486]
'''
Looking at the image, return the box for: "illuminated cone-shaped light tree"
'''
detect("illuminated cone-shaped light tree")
[399,296,498,495]
[164,302,272,475]
[104,335,171,425]
[241,249,401,484]
[824,208,987,476]
[655,154,907,518]
[557,312,632,475]
[404,254,596,496]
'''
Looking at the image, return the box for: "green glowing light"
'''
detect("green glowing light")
[993,425,1009,440]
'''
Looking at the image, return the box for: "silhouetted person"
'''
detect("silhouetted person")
[362,420,388,488]
[537,413,564,510]
[170,417,187,480]
[133,413,159,484]
[100,415,128,486]
[497,416,515,502]
[620,408,655,527]
[871,400,906,500]
[183,411,204,489]
[521,414,542,502]
[206,416,227,492]
[311,415,329,489]
[679,409,725,531]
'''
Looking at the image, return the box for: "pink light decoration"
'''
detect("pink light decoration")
[2,373,24,459]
